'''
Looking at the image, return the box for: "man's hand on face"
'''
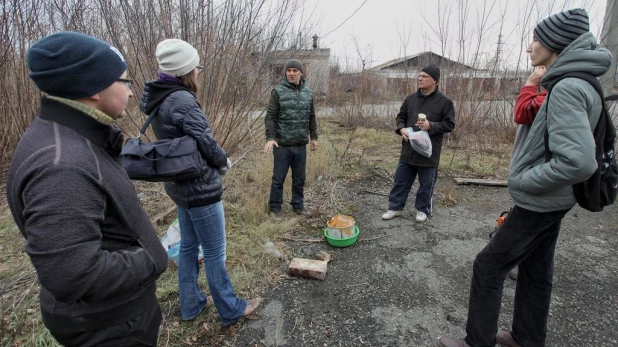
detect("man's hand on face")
[264,140,279,153]
[526,66,546,87]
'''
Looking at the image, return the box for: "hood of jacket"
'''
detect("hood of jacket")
[139,80,188,115]
[541,32,611,87]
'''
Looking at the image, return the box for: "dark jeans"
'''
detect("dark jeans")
[49,294,161,347]
[269,146,307,212]
[387,161,437,214]
[465,205,569,347]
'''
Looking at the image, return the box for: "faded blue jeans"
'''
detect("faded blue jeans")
[176,201,247,325]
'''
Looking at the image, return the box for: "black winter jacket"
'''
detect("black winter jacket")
[140,80,228,208]
[6,96,168,332]
[395,88,456,167]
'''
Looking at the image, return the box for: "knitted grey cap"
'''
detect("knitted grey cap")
[534,8,589,53]
[284,59,304,74]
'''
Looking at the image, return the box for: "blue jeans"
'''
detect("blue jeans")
[387,161,437,214]
[465,205,569,347]
[268,146,307,212]
[176,202,247,325]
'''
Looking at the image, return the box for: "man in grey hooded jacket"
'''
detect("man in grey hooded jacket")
[438,9,611,347]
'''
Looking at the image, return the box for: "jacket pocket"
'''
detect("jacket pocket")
[136,239,167,283]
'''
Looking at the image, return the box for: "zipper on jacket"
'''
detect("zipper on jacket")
[296,89,301,138]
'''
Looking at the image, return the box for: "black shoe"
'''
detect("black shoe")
[270,211,282,222]
[293,208,304,216]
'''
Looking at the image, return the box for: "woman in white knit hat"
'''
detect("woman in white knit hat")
[139,39,261,325]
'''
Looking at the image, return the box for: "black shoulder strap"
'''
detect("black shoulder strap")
[546,71,604,96]
[544,72,607,162]
[137,105,161,140]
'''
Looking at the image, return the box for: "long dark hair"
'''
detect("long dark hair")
[177,70,199,94]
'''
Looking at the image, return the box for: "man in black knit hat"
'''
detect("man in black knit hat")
[6,31,168,346]
[438,8,610,347]
[381,63,456,222]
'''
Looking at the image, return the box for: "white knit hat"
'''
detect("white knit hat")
[156,39,200,77]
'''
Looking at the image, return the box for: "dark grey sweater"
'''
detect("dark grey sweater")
[6,96,168,332]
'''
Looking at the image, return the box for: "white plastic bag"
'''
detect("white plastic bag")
[160,218,203,264]
[405,127,432,158]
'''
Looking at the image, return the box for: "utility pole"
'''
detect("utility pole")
[494,33,503,73]
[600,0,618,96]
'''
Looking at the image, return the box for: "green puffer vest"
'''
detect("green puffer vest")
[274,77,313,146]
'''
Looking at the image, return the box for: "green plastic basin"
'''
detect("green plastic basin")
[323,226,359,248]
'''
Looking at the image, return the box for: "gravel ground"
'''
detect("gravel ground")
[231,177,618,347]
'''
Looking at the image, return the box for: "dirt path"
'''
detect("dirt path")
[232,177,618,347]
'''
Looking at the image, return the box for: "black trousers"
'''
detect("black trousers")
[268,146,307,212]
[465,205,569,347]
[49,299,161,347]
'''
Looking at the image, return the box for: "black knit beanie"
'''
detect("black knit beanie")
[284,59,304,74]
[534,8,589,53]
[421,64,440,83]
[27,31,127,99]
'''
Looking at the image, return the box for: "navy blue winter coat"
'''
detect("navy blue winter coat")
[140,80,228,208]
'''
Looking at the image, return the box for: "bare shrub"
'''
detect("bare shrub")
[0,0,317,181]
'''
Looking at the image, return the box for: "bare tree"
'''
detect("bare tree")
[0,0,319,181]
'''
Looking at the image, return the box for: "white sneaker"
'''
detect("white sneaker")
[415,211,428,222]
[381,210,403,220]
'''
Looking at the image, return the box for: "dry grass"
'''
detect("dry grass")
[439,143,512,180]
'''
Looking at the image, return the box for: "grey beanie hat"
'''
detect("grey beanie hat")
[156,39,200,77]
[27,31,127,99]
[534,8,589,53]
[284,59,304,74]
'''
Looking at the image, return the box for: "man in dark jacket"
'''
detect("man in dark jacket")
[381,64,456,222]
[6,32,168,346]
[264,59,318,216]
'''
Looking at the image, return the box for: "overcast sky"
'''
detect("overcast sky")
[292,0,608,71]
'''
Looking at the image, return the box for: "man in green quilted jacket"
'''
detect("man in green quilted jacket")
[264,59,318,216]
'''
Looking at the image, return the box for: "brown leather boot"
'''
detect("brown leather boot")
[436,337,470,347]
[243,297,262,316]
[496,329,520,347]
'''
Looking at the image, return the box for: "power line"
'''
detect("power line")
[321,0,369,38]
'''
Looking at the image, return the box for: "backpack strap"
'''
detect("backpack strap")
[136,105,161,140]
[543,72,607,162]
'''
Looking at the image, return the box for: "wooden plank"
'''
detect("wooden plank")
[454,178,508,187]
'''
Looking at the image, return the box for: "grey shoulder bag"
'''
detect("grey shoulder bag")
[121,107,205,182]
